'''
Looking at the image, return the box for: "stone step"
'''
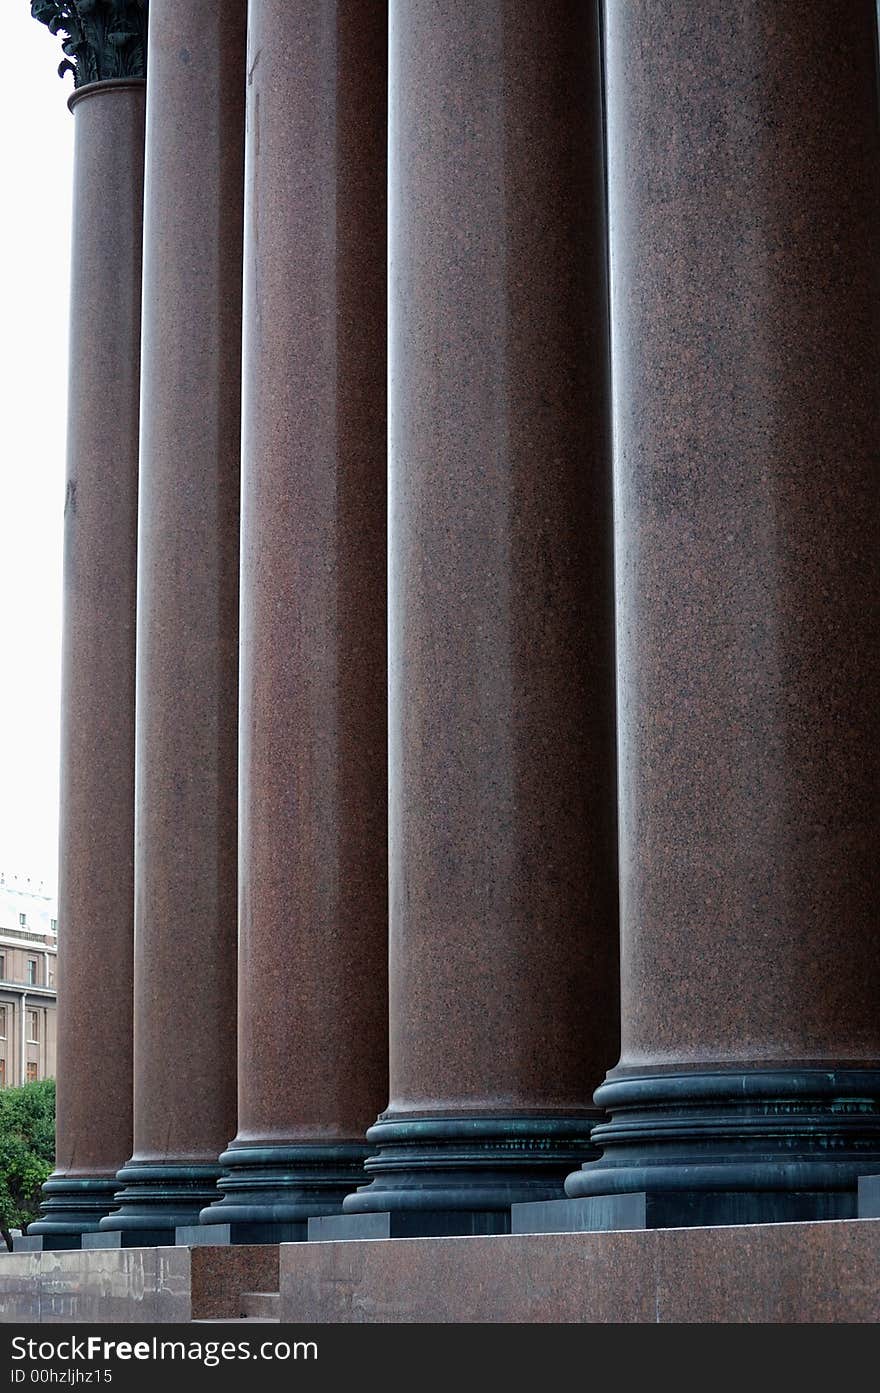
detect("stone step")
[241,1291,280,1320]
[193,1317,279,1324]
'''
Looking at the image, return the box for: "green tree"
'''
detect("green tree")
[0,1078,54,1248]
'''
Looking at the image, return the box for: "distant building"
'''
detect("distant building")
[0,874,57,1087]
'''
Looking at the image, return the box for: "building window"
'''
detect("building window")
[26,1063,37,1083]
[0,1059,5,1087]
[50,919,57,933]
[18,913,26,927]
[0,955,5,980]
[27,1010,39,1044]
[0,1006,6,1039]
[26,959,37,985]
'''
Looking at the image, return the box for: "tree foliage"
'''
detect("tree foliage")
[0,1079,55,1245]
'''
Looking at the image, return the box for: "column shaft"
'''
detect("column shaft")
[102,0,246,1237]
[199,0,388,1241]
[30,80,144,1243]
[567,0,880,1224]
[345,0,618,1225]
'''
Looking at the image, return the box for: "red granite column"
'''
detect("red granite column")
[28,74,144,1248]
[198,0,388,1243]
[100,0,246,1240]
[566,0,880,1226]
[343,0,618,1233]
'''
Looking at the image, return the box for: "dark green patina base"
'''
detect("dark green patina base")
[197,1141,371,1243]
[857,1174,880,1217]
[309,1209,510,1241]
[82,1229,173,1248]
[27,1174,120,1242]
[562,1067,880,1226]
[342,1114,601,1218]
[513,1189,856,1234]
[98,1161,223,1240]
[11,1233,82,1252]
[177,1221,307,1245]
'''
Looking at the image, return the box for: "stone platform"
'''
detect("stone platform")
[284,1219,880,1322]
[0,1243,278,1323]
[1,1220,879,1323]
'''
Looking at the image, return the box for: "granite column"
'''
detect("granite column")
[566,0,880,1227]
[99,0,246,1242]
[198,0,388,1244]
[27,15,146,1247]
[340,0,618,1236]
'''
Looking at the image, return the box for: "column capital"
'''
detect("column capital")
[31,1,147,87]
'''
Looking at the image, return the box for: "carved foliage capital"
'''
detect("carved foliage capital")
[31,1,147,88]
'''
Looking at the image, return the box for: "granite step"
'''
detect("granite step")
[193,1314,279,1326]
[193,1317,279,1324]
[192,1290,281,1323]
[241,1291,280,1320]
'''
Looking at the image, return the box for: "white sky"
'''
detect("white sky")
[0,8,75,894]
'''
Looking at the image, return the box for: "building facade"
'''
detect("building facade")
[0,875,58,1088]
[13,0,880,1322]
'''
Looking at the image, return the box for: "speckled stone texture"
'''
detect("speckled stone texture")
[200,0,388,1235]
[346,0,617,1217]
[567,0,880,1208]
[188,1243,279,1320]
[30,81,144,1241]
[103,0,246,1233]
[285,1220,880,1322]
